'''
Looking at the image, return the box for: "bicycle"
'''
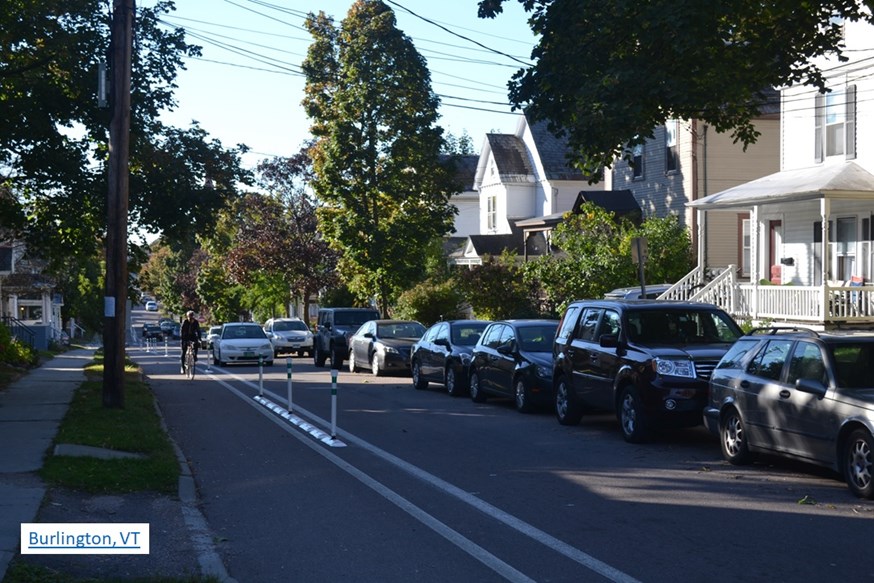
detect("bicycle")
[183,343,196,380]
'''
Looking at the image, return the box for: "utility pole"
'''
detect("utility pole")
[103,0,134,408]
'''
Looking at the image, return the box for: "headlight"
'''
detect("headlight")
[460,353,471,364]
[382,345,398,354]
[536,364,551,379]
[260,343,272,351]
[653,358,695,378]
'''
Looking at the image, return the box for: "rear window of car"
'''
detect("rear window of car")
[518,324,559,352]
[334,311,379,326]
[273,320,307,332]
[829,342,874,389]
[224,325,266,339]
[716,339,760,370]
[451,323,488,346]
[626,309,741,345]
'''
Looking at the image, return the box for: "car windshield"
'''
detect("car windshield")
[378,322,426,339]
[626,309,741,345]
[273,320,307,332]
[334,311,377,326]
[518,324,558,352]
[223,325,266,339]
[829,342,874,389]
[451,323,488,346]
[209,327,221,335]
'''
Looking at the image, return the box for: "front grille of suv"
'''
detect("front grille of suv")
[694,360,718,381]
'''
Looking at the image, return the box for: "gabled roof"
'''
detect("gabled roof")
[446,154,479,192]
[688,162,874,209]
[526,118,588,181]
[485,134,534,177]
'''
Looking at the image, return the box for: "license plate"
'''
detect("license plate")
[243,351,255,358]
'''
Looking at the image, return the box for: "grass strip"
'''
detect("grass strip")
[39,358,179,494]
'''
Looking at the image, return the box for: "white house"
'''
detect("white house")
[665,17,874,327]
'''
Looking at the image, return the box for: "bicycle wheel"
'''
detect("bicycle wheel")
[186,347,196,380]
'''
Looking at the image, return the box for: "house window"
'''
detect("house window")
[665,120,679,172]
[835,216,857,280]
[738,215,751,277]
[632,143,644,179]
[815,85,856,162]
[486,194,497,232]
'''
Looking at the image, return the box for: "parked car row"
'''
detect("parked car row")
[406,300,874,500]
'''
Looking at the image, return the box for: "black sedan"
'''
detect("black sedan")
[348,320,426,376]
[468,319,559,413]
[141,323,163,340]
[410,319,489,395]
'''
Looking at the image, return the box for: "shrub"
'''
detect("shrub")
[0,323,38,367]
[393,279,466,326]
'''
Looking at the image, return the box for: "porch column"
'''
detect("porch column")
[821,198,831,319]
[696,208,706,279]
[751,205,759,318]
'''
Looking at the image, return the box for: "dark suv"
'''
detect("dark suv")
[552,299,743,443]
[313,307,380,368]
[705,327,874,499]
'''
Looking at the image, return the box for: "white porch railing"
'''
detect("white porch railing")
[663,265,874,325]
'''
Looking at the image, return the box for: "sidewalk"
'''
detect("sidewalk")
[0,348,232,582]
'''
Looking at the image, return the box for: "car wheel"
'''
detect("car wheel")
[298,350,306,358]
[720,407,753,465]
[845,428,874,499]
[314,345,326,368]
[412,360,427,390]
[330,348,344,370]
[554,376,582,426]
[371,353,382,377]
[349,351,359,373]
[514,377,533,413]
[469,370,487,403]
[618,386,652,443]
[445,367,463,397]
[274,350,279,358]
[266,360,274,367]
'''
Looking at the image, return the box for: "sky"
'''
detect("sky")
[142,0,539,169]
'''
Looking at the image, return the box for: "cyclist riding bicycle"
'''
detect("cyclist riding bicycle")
[180,310,201,374]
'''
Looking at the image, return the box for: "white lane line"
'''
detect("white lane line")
[197,366,639,583]
[206,371,537,583]
[260,385,640,583]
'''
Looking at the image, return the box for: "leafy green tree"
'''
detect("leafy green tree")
[0,1,249,288]
[455,251,539,320]
[302,1,456,316]
[477,0,868,175]
[524,204,693,312]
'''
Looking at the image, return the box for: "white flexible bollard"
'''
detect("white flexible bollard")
[286,357,293,413]
[258,355,264,396]
[330,368,338,439]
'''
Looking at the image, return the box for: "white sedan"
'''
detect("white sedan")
[212,322,274,366]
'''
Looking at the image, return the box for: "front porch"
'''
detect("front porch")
[661,264,874,327]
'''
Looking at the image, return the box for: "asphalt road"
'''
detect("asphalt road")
[131,311,874,583]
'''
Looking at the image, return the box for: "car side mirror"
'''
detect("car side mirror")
[324,322,332,330]
[599,334,620,348]
[364,332,374,339]
[795,378,827,399]
[434,338,450,348]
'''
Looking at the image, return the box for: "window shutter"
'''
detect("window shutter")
[814,93,825,163]
[846,84,856,160]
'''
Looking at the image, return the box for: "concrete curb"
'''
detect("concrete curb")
[152,398,237,583]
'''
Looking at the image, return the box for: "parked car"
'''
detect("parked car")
[468,319,560,413]
[170,323,181,340]
[705,327,874,499]
[205,326,222,349]
[552,299,743,442]
[410,319,490,395]
[348,319,426,376]
[159,318,176,337]
[144,300,158,311]
[141,323,163,340]
[313,307,381,368]
[264,317,313,358]
[212,322,274,367]
[604,283,673,300]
